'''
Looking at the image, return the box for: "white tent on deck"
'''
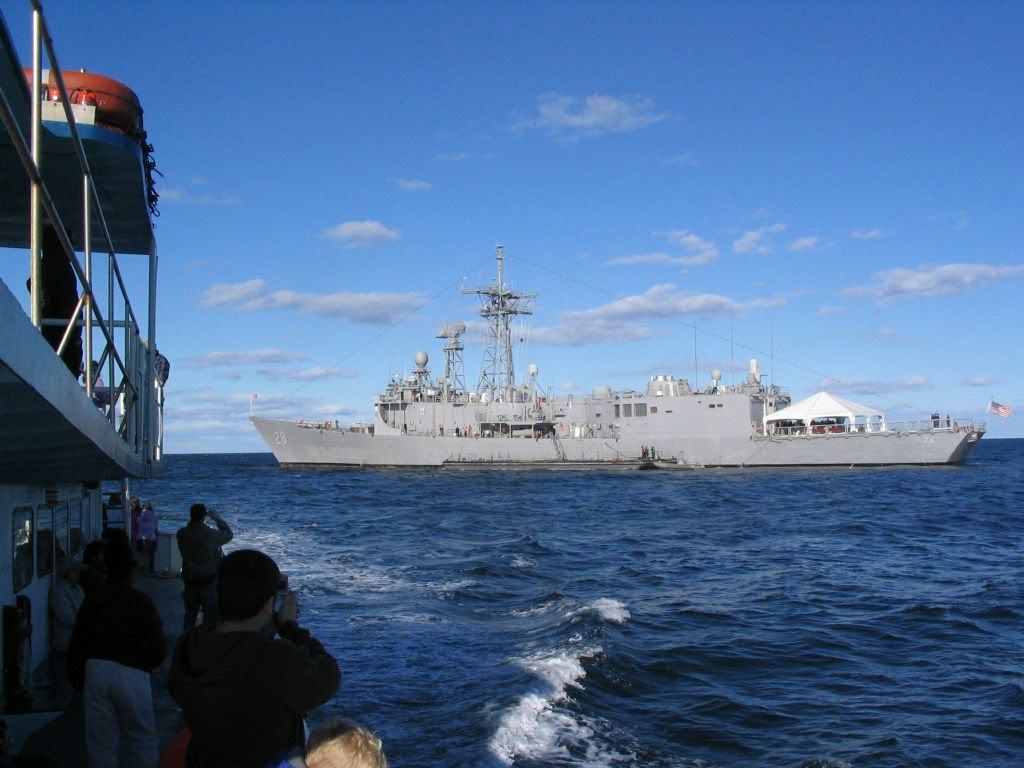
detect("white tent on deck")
[763,391,885,434]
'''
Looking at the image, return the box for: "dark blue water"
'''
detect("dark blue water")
[137,440,1024,768]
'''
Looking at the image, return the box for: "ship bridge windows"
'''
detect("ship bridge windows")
[12,506,33,592]
[634,404,647,417]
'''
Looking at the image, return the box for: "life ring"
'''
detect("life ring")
[559,424,565,431]
[23,68,143,138]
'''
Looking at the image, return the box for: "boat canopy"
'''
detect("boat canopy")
[764,391,883,427]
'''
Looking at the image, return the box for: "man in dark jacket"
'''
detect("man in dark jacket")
[176,503,232,630]
[67,532,166,768]
[169,549,341,768]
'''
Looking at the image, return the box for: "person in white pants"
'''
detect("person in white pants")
[67,532,166,768]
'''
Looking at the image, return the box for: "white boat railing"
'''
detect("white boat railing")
[0,1,162,467]
[761,419,983,438]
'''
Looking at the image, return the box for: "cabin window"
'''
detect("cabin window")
[623,404,633,417]
[651,407,658,414]
[12,506,33,592]
[708,404,715,408]
[614,405,620,418]
[55,502,69,564]
[635,404,647,417]
[36,506,54,578]
[70,497,83,554]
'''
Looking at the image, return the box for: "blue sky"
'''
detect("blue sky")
[4,0,1022,451]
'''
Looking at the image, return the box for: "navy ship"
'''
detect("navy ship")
[253,246,984,468]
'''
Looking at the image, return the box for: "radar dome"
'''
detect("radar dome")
[711,369,721,383]
[528,363,539,377]
[415,351,428,368]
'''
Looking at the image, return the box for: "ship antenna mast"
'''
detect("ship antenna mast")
[463,245,535,402]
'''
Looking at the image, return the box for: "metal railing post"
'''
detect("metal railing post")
[84,174,93,394]
[29,8,43,327]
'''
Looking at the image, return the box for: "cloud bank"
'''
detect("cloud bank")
[845,263,1024,300]
[201,279,426,324]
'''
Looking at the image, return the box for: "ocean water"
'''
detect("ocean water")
[137,440,1024,768]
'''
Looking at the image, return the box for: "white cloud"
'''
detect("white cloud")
[733,223,786,255]
[157,179,237,207]
[518,93,665,137]
[188,349,309,368]
[394,178,432,192]
[850,228,888,240]
[817,375,930,395]
[844,263,1024,301]
[528,284,785,346]
[665,153,698,167]
[663,230,720,265]
[960,375,996,387]
[611,231,719,267]
[258,367,359,381]
[788,236,819,252]
[323,220,400,247]
[817,305,847,316]
[200,279,427,324]
[201,280,267,308]
[873,328,909,344]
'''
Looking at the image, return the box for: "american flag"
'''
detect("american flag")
[987,400,1012,418]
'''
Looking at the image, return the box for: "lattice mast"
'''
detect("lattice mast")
[435,321,466,402]
[463,245,534,402]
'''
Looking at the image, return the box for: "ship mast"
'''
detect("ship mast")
[463,245,534,402]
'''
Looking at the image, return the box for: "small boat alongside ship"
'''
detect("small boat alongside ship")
[253,247,985,468]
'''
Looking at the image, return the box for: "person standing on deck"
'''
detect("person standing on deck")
[169,549,341,767]
[67,533,165,768]
[176,503,232,630]
[128,497,142,549]
[136,502,158,574]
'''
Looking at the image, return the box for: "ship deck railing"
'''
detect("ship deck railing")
[0,1,163,471]
[760,419,984,439]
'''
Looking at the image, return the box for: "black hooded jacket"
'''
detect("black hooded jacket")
[168,621,341,768]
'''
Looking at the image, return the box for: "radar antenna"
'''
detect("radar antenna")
[463,245,535,402]
[435,321,467,402]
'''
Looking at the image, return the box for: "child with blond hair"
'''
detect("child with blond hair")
[303,718,387,768]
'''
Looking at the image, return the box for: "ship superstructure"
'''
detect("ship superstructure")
[252,246,984,467]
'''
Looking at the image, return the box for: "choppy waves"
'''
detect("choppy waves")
[139,440,1024,767]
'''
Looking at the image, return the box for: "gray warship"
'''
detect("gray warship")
[252,247,985,468]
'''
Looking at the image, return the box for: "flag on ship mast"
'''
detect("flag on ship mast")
[987,399,1012,418]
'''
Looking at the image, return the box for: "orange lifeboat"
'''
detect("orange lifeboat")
[23,68,143,138]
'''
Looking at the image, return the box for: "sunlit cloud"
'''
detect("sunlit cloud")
[816,375,930,395]
[844,263,1024,301]
[200,279,426,324]
[257,367,359,381]
[733,223,786,255]
[817,305,847,316]
[665,153,698,167]
[528,284,784,346]
[788,236,819,252]
[960,375,996,387]
[159,180,238,207]
[323,220,400,247]
[517,93,665,137]
[188,349,309,368]
[394,178,432,192]
[850,228,888,240]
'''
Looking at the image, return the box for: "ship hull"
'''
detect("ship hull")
[251,417,983,468]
